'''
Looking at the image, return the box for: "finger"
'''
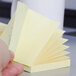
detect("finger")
[9,51,14,61]
[7,62,24,75]
[2,68,17,76]
[0,71,2,76]
[12,63,24,75]
[2,64,18,76]
[0,40,10,69]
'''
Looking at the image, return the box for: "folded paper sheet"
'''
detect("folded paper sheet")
[0,1,70,73]
[0,23,7,35]
[0,15,15,46]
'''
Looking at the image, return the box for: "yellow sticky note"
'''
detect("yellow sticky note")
[0,1,70,73]
[0,15,15,46]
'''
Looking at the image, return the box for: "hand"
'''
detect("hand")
[0,40,24,76]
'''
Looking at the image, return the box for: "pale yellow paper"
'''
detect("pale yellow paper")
[9,2,59,66]
[24,59,70,72]
[0,1,70,73]
[9,3,28,53]
[0,15,15,46]
[0,23,7,35]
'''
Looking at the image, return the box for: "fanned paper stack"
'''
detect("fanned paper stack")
[0,2,70,73]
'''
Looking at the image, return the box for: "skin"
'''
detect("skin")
[0,40,24,76]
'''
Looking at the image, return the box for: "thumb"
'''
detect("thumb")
[0,40,10,69]
[0,70,2,76]
[9,51,14,61]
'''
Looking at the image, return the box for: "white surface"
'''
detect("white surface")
[2,0,76,11]
[11,0,65,30]
[2,0,76,10]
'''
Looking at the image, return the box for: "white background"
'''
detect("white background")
[1,0,76,10]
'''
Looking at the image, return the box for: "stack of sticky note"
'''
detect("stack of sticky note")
[0,1,70,73]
